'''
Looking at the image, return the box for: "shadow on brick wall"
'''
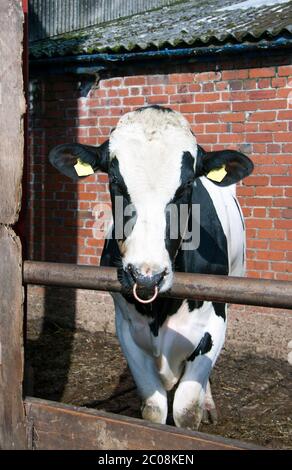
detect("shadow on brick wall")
[27,75,82,401]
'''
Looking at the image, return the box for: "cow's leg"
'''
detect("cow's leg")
[173,310,226,430]
[115,305,168,424]
[202,380,218,424]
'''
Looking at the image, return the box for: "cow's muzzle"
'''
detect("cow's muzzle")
[126,264,167,303]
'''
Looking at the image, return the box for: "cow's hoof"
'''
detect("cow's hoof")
[202,406,218,425]
[141,402,166,424]
[173,403,203,431]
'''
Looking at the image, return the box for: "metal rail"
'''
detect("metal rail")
[23,261,292,310]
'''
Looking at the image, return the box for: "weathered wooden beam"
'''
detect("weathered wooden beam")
[24,261,292,310]
[24,397,263,450]
[0,1,26,450]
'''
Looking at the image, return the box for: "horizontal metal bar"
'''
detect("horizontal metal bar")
[23,261,292,310]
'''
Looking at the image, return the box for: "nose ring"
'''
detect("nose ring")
[133,283,158,304]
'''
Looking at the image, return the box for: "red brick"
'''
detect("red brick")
[169,73,194,84]
[257,78,271,89]
[258,229,286,239]
[196,71,221,82]
[247,260,270,270]
[247,239,269,249]
[253,208,266,217]
[205,102,230,112]
[233,100,286,111]
[130,87,141,96]
[78,118,97,127]
[259,122,287,132]
[202,83,214,92]
[179,103,204,113]
[124,76,145,86]
[221,70,248,80]
[278,65,292,77]
[205,124,229,133]
[221,112,245,122]
[257,251,285,260]
[118,88,129,97]
[197,134,218,144]
[123,96,145,106]
[274,198,292,207]
[257,165,288,175]
[270,240,292,251]
[271,77,287,88]
[164,85,177,94]
[219,134,244,143]
[283,144,292,152]
[248,90,276,100]
[246,133,273,142]
[221,91,247,101]
[274,133,292,142]
[249,68,275,78]
[147,95,169,104]
[244,176,269,186]
[102,78,123,88]
[247,218,272,228]
[190,124,205,134]
[170,94,193,104]
[232,123,258,133]
[267,144,281,153]
[274,219,292,229]
[195,93,220,102]
[271,176,292,186]
[249,111,276,121]
[243,79,257,90]
[255,187,284,197]
[282,209,292,218]
[245,197,273,207]
[271,262,292,273]
[269,208,281,218]
[79,192,97,201]
[188,84,202,93]
[195,114,219,123]
[241,207,252,217]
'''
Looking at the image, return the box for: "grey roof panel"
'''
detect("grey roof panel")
[30,0,292,58]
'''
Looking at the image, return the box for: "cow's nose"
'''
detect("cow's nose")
[127,264,167,290]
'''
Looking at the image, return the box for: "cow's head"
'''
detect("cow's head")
[49,106,253,300]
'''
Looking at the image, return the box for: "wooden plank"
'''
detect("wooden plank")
[0,0,25,224]
[0,227,26,449]
[24,397,263,450]
[0,0,26,449]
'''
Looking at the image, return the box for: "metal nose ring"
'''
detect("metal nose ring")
[133,283,158,304]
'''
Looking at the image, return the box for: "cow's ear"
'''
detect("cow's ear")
[197,147,254,186]
[49,140,109,180]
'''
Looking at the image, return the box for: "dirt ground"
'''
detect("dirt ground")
[26,319,292,449]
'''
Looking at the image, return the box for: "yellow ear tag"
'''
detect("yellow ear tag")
[74,158,94,177]
[206,165,227,183]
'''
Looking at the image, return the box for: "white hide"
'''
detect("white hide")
[109,108,197,291]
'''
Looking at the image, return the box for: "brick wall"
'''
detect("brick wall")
[28,57,292,281]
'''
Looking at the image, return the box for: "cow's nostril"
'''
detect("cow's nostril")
[126,263,137,281]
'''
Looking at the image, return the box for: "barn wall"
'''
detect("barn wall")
[28,58,292,281]
[27,54,292,359]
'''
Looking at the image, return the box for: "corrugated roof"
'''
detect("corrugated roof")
[30,0,292,58]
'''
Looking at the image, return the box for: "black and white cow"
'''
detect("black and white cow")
[49,105,253,430]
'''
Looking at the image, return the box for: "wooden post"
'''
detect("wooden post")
[0,0,26,449]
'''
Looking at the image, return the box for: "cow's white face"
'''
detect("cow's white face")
[49,105,253,300]
[108,108,197,294]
